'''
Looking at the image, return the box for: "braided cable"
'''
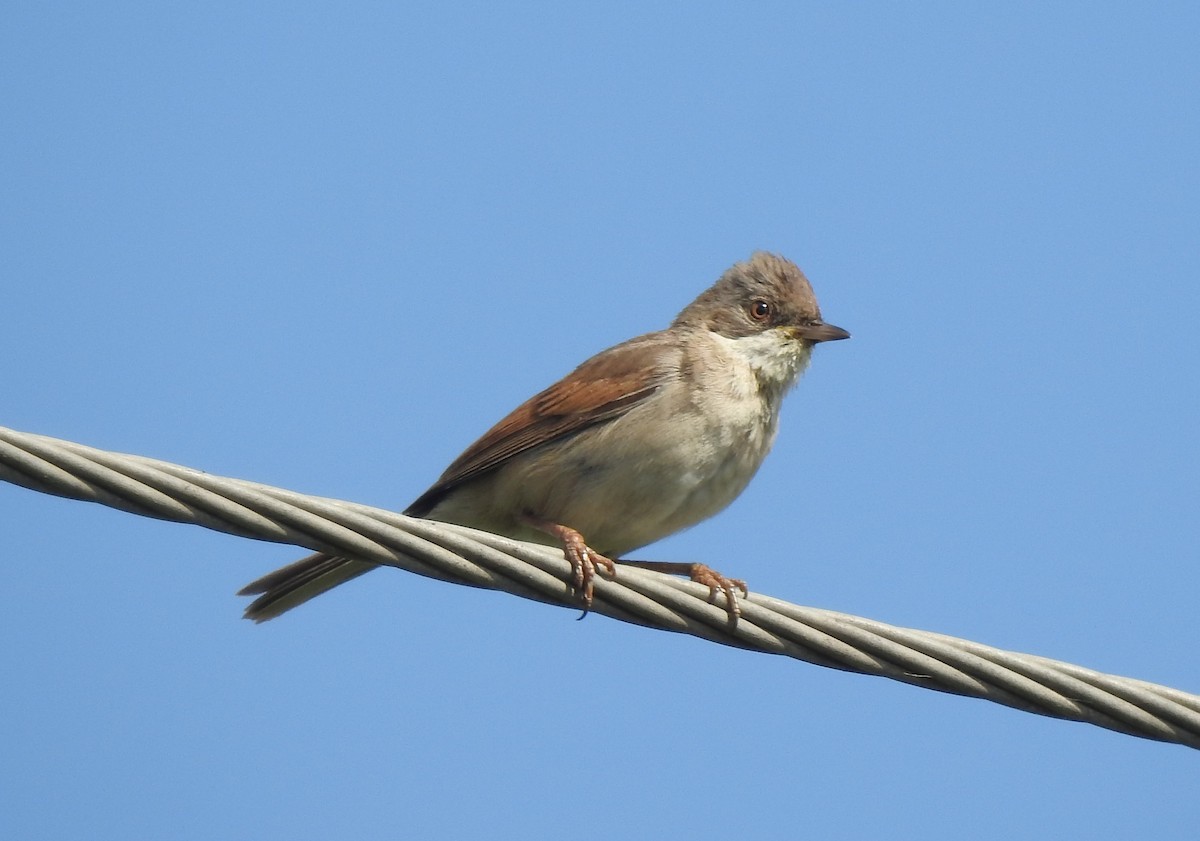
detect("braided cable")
[2,424,1197,749]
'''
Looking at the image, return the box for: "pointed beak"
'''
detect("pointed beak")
[796,321,851,343]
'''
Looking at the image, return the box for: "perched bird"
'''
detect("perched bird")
[240,252,848,621]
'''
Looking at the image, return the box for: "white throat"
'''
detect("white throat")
[711,329,812,406]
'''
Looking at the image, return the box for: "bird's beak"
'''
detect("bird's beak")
[795,321,851,343]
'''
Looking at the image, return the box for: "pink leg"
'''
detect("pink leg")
[520,514,616,616]
[617,560,747,622]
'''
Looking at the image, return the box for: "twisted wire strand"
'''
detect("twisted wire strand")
[1,424,1197,749]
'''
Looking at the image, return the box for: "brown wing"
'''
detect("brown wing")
[405,331,673,516]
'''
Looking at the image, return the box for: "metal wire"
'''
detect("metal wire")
[2,423,1198,749]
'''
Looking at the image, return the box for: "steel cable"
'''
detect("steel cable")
[2,424,1197,749]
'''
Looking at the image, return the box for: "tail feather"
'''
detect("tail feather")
[238,552,376,622]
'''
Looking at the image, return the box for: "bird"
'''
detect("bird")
[239,251,848,622]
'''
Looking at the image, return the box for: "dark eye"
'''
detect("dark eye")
[749,299,771,321]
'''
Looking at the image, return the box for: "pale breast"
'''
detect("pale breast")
[427,330,804,557]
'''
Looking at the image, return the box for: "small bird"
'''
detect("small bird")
[239,252,848,622]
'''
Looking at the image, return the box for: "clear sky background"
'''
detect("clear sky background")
[3,3,1198,839]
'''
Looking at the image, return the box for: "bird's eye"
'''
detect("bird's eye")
[749,299,772,321]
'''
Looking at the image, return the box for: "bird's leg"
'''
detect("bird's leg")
[519,514,616,617]
[616,560,748,622]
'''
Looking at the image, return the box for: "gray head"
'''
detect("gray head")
[673,252,849,344]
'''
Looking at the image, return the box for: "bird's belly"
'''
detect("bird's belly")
[427,380,781,557]
[533,402,777,555]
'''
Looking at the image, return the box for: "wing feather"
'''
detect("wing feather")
[405,331,673,515]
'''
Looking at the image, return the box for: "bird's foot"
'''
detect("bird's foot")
[617,560,747,622]
[520,515,616,617]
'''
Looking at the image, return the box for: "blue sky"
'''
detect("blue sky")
[3,3,1198,839]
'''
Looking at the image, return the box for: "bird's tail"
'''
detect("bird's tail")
[238,553,376,622]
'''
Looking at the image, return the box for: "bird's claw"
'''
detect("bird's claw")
[557,529,616,618]
[688,564,748,621]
